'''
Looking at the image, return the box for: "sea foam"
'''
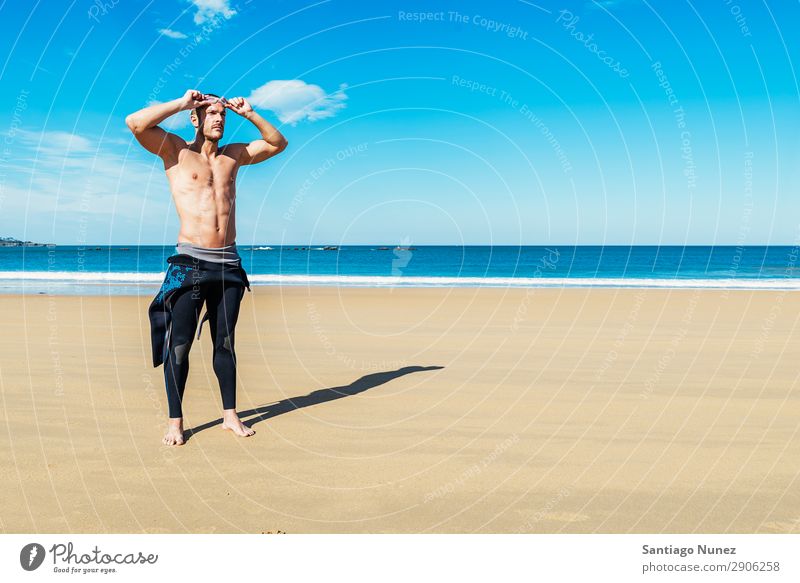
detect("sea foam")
[1,271,800,290]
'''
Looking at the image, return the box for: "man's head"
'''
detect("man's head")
[190,93,227,141]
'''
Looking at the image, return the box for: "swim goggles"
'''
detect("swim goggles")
[203,95,229,106]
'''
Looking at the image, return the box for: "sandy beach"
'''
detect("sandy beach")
[1,286,798,533]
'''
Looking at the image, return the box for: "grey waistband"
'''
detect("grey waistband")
[176,241,241,264]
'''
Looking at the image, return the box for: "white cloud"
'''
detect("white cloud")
[190,0,237,25]
[16,129,93,155]
[247,80,348,125]
[0,130,177,242]
[44,131,92,151]
[10,130,163,196]
[158,28,188,39]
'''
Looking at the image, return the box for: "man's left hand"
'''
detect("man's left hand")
[225,97,253,116]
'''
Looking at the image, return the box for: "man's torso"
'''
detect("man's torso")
[165,143,241,247]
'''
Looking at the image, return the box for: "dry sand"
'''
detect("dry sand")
[1,286,798,533]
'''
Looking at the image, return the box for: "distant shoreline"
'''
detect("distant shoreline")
[0,237,49,247]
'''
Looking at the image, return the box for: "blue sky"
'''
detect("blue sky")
[1,0,798,245]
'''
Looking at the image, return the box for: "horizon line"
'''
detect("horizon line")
[7,243,800,248]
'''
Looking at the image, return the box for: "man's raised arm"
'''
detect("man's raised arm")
[125,90,209,159]
[225,97,288,165]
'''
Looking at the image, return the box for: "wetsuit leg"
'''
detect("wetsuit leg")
[163,285,204,418]
[205,280,243,411]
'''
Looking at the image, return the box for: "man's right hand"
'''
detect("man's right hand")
[182,89,213,110]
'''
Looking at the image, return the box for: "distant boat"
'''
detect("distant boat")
[376,246,390,250]
[394,246,416,251]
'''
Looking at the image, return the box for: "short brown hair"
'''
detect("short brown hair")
[192,93,221,118]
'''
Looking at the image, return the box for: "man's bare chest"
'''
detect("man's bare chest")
[172,150,238,187]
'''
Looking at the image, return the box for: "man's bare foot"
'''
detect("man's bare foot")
[162,418,185,446]
[221,409,255,437]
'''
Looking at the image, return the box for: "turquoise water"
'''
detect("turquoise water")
[1,245,798,295]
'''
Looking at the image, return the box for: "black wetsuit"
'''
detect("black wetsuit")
[148,254,251,418]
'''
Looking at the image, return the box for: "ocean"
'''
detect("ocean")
[1,245,798,295]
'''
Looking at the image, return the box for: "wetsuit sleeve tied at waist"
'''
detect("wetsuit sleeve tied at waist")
[147,255,250,368]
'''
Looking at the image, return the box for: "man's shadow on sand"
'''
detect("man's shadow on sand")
[183,365,444,441]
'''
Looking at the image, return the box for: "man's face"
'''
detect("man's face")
[193,101,226,140]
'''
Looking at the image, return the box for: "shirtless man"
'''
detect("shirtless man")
[126,89,287,445]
